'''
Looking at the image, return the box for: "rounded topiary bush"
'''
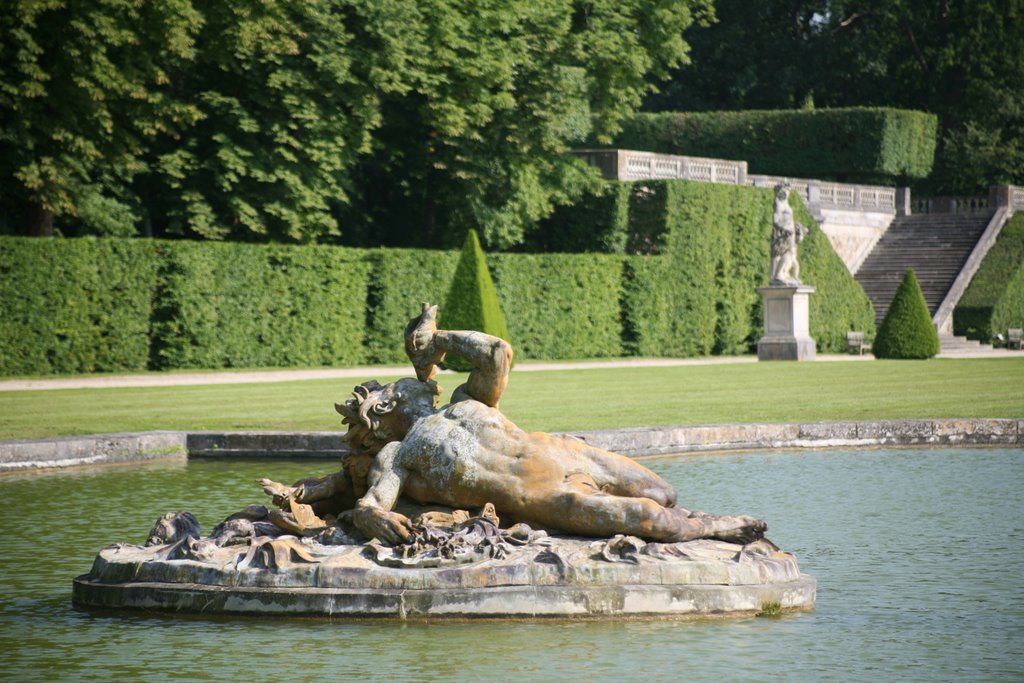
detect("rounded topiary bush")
[441,229,512,371]
[873,269,940,359]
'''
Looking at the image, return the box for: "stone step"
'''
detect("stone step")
[854,210,993,325]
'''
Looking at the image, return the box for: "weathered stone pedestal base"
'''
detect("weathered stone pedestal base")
[757,285,817,361]
[73,535,816,620]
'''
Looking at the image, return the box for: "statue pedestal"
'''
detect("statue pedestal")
[756,285,816,361]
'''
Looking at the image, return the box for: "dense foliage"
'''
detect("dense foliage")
[1,0,713,248]
[441,231,511,371]
[0,178,876,375]
[645,0,1024,194]
[0,0,202,236]
[524,183,631,254]
[954,214,1024,342]
[873,270,939,359]
[490,253,625,360]
[615,108,937,182]
[0,238,160,374]
[150,242,371,369]
[620,181,876,355]
[365,249,460,364]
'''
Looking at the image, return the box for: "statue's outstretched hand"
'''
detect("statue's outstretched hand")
[353,504,413,545]
[404,302,444,381]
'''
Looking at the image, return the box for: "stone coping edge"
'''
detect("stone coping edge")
[71,574,817,620]
[2,419,1021,472]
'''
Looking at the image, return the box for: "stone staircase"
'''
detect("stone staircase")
[855,212,992,326]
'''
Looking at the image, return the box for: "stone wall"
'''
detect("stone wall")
[3,420,1020,472]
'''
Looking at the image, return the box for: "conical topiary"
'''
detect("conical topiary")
[441,229,512,371]
[873,269,940,359]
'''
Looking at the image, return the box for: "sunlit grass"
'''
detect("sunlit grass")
[0,358,1021,440]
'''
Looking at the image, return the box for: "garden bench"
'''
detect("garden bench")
[846,331,868,355]
[1008,328,1023,350]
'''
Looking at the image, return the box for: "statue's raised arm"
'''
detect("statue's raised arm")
[404,303,512,408]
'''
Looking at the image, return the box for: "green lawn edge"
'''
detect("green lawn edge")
[1,359,1021,441]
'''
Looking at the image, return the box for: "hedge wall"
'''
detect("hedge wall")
[0,237,160,375]
[366,249,460,364]
[151,242,371,369]
[954,214,1024,342]
[620,180,876,356]
[614,108,937,183]
[0,184,875,375]
[490,253,625,360]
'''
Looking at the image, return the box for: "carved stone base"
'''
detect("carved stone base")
[73,534,816,620]
[757,285,817,361]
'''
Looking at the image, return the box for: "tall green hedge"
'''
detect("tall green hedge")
[366,248,460,364]
[0,237,160,375]
[490,253,625,360]
[954,214,1024,342]
[0,182,877,375]
[615,108,937,182]
[151,242,371,369]
[620,180,876,356]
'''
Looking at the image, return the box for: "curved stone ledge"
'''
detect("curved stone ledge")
[72,575,817,619]
[72,537,816,619]
[4,419,1021,472]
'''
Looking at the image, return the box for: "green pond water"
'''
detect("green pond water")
[1,447,1021,682]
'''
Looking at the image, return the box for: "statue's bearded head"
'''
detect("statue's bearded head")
[335,378,442,455]
[774,184,790,201]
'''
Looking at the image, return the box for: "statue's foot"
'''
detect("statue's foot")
[711,515,767,545]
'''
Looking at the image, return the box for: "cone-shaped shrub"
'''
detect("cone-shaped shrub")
[442,230,512,371]
[873,269,940,359]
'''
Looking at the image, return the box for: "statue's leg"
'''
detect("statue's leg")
[532,488,765,543]
[578,446,678,508]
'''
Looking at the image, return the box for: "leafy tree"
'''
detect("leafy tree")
[442,229,512,371]
[873,269,939,359]
[3,0,713,244]
[644,0,823,112]
[0,0,202,236]
[341,0,713,250]
[142,0,424,242]
[646,0,1024,194]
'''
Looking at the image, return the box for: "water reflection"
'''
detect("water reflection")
[0,448,1021,681]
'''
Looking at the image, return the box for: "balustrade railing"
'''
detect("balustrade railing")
[575,149,900,214]
[911,196,991,214]
[574,150,1021,218]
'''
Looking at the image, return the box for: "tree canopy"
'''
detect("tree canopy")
[645,0,1024,194]
[1,0,713,245]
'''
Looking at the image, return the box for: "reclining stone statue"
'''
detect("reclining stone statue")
[259,304,767,547]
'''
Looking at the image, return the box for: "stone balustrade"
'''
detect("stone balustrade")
[574,149,748,185]
[573,149,1023,223]
[912,196,991,214]
[911,186,1024,215]
[574,149,899,214]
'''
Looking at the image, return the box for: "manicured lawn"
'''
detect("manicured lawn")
[0,358,1021,440]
